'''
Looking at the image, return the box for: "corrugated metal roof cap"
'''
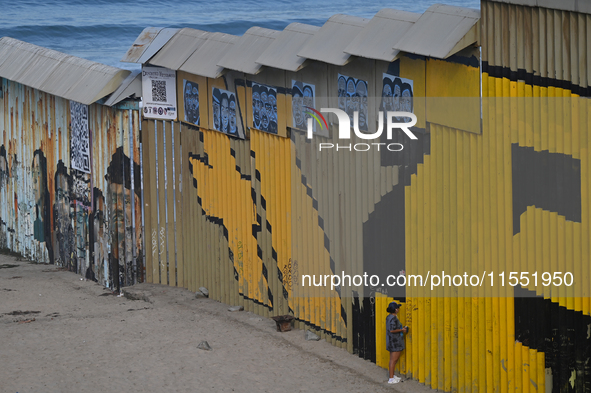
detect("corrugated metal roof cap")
[255,23,320,71]
[297,14,369,66]
[148,28,211,70]
[0,37,130,105]
[103,70,142,106]
[486,0,591,15]
[344,9,420,62]
[121,27,180,64]
[392,4,480,59]
[179,32,239,78]
[217,27,280,75]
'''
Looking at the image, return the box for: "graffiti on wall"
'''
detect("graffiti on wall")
[72,169,91,277]
[212,87,237,136]
[0,146,9,248]
[291,80,316,133]
[90,188,107,285]
[0,79,143,290]
[380,73,413,121]
[252,82,278,134]
[183,80,199,126]
[106,146,142,289]
[32,150,53,263]
[338,74,368,131]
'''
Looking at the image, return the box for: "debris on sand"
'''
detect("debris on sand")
[197,341,213,351]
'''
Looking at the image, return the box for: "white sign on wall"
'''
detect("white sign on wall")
[142,65,177,120]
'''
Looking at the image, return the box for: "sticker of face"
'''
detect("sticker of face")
[381,74,414,122]
[260,88,269,131]
[292,85,304,128]
[183,80,199,125]
[267,90,277,134]
[212,88,221,131]
[221,93,229,133]
[345,77,356,123]
[393,80,401,112]
[356,81,368,130]
[229,96,237,135]
[302,85,314,125]
[291,81,316,133]
[400,85,413,113]
[338,76,347,111]
[382,82,393,112]
[252,85,261,129]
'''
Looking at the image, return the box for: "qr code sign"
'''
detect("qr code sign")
[70,101,91,174]
[151,80,167,102]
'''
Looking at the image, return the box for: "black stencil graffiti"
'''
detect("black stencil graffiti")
[380,73,414,122]
[212,87,237,136]
[151,80,167,103]
[338,74,368,131]
[291,80,315,131]
[282,258,299,291]
[32,149,53,263]
[252,82,278,134]
[70,101,90,174]
[72,169,91,206]
[53,160,75,271]
[183,80,199,126]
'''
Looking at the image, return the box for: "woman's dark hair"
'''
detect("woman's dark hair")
[386,302,400,313]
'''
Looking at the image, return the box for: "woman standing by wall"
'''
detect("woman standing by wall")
[386,302,408,384]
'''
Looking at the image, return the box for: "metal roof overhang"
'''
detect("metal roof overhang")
[178,32,239,78]
[255,23,320,72]
[217,27,280,75]
[485,0,591,14]
[297,14,369,66]
[103,70,142,107]
[343,9,420,62]
[0,37,130,105]
[121,27,180,64]
[148,28,211,70]
[392,4,480,59]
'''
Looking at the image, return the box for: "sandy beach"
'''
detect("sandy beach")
[0,253,433,393]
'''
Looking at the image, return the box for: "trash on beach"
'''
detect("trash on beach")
[271,315,295,332]
[197,341,213,351]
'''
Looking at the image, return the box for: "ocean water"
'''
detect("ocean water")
[1,0,480,70]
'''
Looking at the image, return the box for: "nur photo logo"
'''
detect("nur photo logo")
[306,108,419,152]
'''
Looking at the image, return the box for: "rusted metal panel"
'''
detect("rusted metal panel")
[0,37,130,105]
[0,76,142,289]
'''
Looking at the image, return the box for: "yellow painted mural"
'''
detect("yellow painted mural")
[140,3,591,392]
